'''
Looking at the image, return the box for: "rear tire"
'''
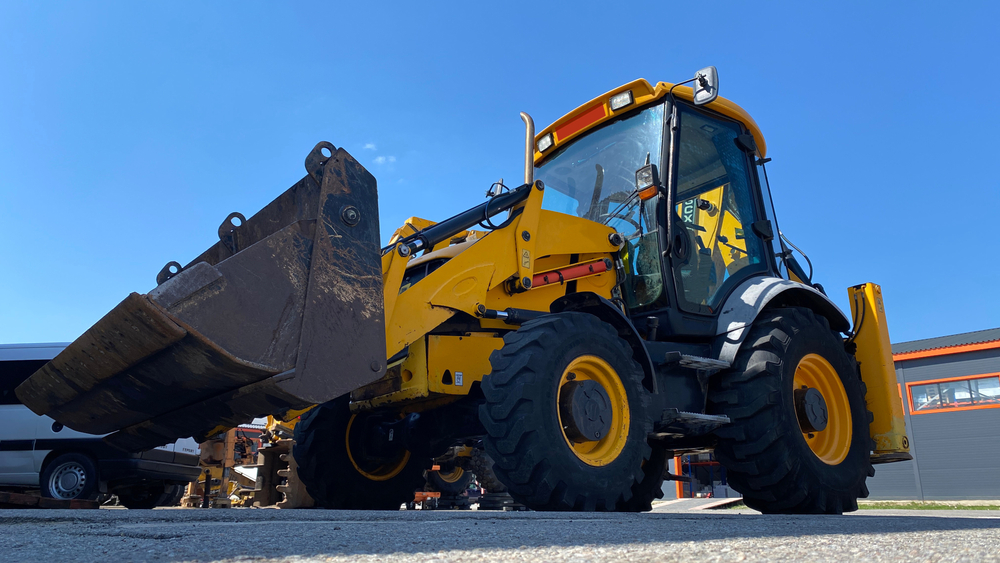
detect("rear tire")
[293,395,425,509]
[468,449,506,494]
[117,484,164,510]
[479,312,653,511]
[708,307,874,514]
[426,467,474,495]
[157,484,185,507]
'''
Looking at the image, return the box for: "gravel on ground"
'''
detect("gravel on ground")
[1,506,998,563]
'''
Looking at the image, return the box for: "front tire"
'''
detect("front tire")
[617,445,668,511]
[708,307,874,514]
[293,395,425,509]
[479,312,653,511]
[41,453,99,501]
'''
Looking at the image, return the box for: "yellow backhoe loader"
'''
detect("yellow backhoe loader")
[17,67,911,514]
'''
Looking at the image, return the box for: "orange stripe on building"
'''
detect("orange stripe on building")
[892,339,1000,361]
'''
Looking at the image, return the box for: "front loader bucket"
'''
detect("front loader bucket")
[16,142,387,451]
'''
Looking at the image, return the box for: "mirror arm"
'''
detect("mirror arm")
[666,77,698,99]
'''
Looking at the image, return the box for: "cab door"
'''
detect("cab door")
[669,105,769,315]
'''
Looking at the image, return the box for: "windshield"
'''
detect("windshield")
[535,104,665,222]
[535,103,666,310]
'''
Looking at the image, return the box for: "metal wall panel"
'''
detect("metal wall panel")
[866,349,1000,500]
[899,349,1000,381]
[867,461,920,500]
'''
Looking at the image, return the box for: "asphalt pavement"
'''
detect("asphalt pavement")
[1,503,998,563]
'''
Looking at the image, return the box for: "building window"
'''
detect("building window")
[907,373,1000,414]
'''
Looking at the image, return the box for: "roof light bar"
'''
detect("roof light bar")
[609,90,634,111]
[536,132,554,153]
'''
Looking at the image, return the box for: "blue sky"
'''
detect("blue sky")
[1,1,997,344]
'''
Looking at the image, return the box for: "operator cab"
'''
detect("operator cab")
[534,73,787,341]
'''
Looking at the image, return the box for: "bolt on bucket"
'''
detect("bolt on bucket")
[16,142,387,451]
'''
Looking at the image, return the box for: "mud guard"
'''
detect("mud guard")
[550,292,657,393]
[715,277,851,365]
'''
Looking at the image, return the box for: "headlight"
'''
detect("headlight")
[609,90,634,111]
[635,164,659,201]
[635,164,656,191]
[536,133,554,153]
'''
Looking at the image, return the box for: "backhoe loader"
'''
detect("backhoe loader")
[17,67,911,514]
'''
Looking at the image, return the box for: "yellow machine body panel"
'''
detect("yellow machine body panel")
[426,334,506,395]
[849,282,912,463]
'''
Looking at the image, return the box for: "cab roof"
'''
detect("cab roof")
[534,78,766,164]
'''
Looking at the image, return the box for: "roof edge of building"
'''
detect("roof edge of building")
[893,338,1000,361]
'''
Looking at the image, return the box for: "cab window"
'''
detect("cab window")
[0,360,44,405]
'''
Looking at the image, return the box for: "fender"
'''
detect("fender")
[715,277,851,365]
[550,292,658,393]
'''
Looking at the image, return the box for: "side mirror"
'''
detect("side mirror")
[692,66,719,106]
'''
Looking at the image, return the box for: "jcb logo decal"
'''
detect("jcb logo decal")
[682,199,696,223]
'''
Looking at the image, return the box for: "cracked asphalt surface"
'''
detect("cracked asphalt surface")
[1,506,998,562]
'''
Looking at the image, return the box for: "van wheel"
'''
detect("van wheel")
[41,453,99,501]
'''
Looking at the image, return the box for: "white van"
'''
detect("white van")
[0,343,201,508]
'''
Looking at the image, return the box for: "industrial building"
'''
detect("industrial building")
[864,327,1000,500]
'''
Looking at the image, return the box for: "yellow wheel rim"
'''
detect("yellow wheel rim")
[556,355,630,467]
[793,353,852,465]
[345,414,410,481]
[436,467,465,484]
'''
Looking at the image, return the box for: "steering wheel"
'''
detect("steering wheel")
[594,188,644,236]
[599,211,641,237]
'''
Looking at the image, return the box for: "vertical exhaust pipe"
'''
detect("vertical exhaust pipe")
[520,112,534,185]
